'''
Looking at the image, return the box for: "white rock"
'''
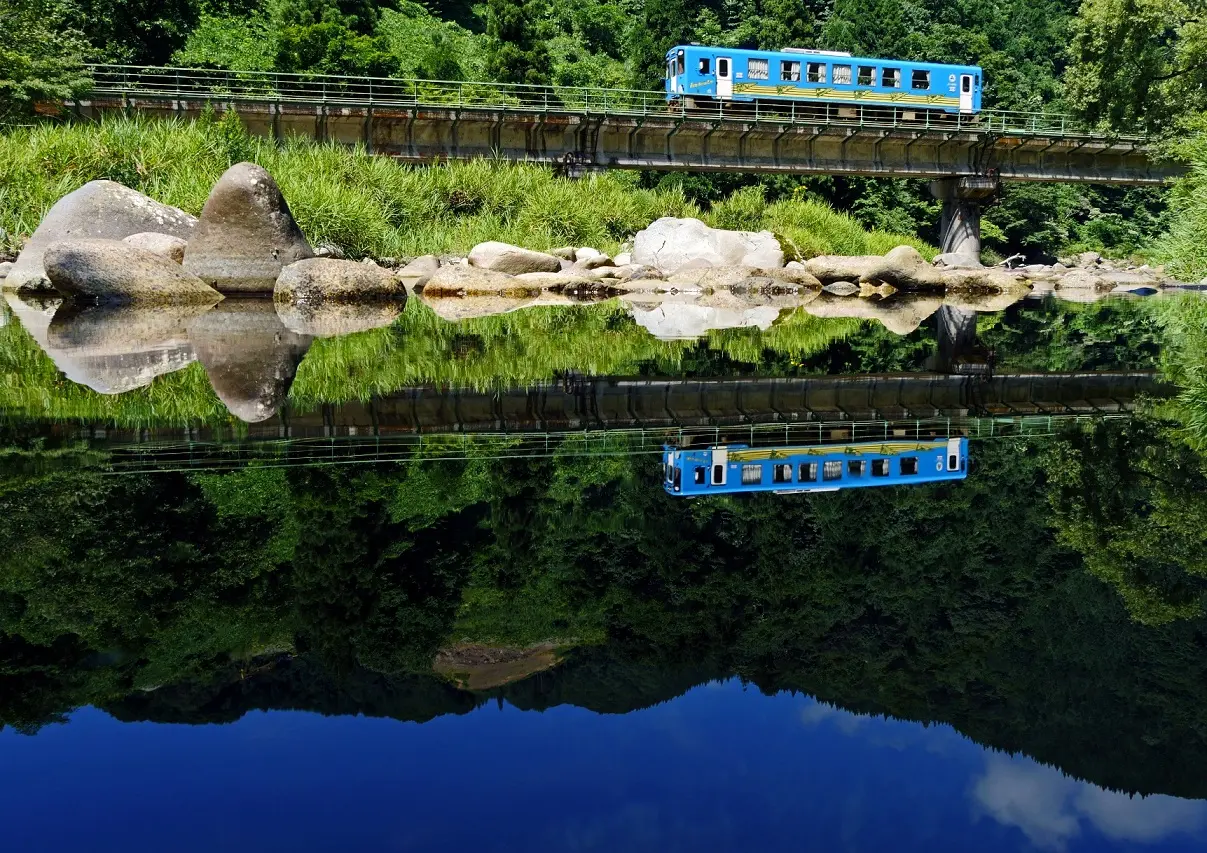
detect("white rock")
[614,252,632,266]
[122,232,188,264]
[632,217,783,274]
[574,247,604,262]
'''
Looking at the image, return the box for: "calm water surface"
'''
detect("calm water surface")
[1,288,1205,852]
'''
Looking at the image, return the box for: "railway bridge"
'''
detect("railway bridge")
[62,65,1183,257]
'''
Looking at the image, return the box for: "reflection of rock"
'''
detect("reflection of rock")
[628,290,788,340]
[183,163,313,294]
[418,291,581,321]
[805,293,944,335]
[422,264,538,295]
[275,300,406,337]
[6,180,197,291]
[44,239,222,305]
[45,302,207,393]
[434,644,563,692]
[397,255,440,289]
[633,217,784,274]
[188,300,312,422]
[467,241,561,275]
[941,288,1029,313]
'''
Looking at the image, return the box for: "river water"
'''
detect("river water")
[1,287,1206,852]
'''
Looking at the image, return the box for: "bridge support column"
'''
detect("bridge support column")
[930,177,999,259]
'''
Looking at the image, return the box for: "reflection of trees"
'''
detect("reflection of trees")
[2,427,1207,798]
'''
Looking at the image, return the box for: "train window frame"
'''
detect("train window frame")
[806,62,827,83]
[871,459,890,477]
[699,57,711,75]
[857,65,876,85]
[781,60,801,82]
[847,460,865,476]
[741,464,763,485]
[882,67,900,88]
[900,457,919,475]
[911,69,930,90]
[773,463,792,484]
[822,460,843,481]
[799,462,818,482]
[832,65,852,84]
[694,466,706,484]
[748,58,769,80]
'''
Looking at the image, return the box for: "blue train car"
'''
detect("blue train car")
[662,438,969,496]
[665,45,982,116]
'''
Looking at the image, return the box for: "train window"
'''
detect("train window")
[673,467,681,489]
[748,58,769,80]
[871,459,890,477]
[666,463,674,482]
[712,464,724,484]
[900,457,919,475]
[882,67,900,88]
[961,75,971,93]
[780,60,801,82]
[718,58,729,77]
[806,62,827,83]
[677,51,685,74]
[847,460,865,476]
[699,58,711,74]
[742,464,763,485]
[833,65,852,84]
[822,461,843,481]
[911,69,930,90]
[799,463,818,482]
[694,466,706,484]
[857,66,876,85]
[773,464,792,483]
[948,453,959,471]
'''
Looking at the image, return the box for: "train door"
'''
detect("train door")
[946,439,962,471]
[717,57,733,99]
[711,447,729,486]
[959,74,974,113]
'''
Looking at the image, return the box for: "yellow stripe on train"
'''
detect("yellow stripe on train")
[728,441,946,462]
[729,85,960,107]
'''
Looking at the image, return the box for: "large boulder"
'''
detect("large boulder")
[183,162,314,294]
[274,258,407,305]
[122,232,188,264]
[187,300,312,423]
[43,240,223,305]
[422,264,538,295]
[803,255,885,283]
[468,241,561,275]
[396,255,441,289]
[632,218,784,274]
[6,181,197,291]
[667,265,822,290]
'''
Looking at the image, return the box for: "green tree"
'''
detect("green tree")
[485,0,551,85]
[0,0,91,124]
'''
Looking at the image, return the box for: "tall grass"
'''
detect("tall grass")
[1,115,932,260]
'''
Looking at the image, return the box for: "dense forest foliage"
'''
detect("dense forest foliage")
[1,420,1207,801]
[0,0,1181,259]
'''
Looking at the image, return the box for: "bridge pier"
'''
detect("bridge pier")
[930,177,999,259]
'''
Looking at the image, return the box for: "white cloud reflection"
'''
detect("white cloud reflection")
[972,754,1207,851]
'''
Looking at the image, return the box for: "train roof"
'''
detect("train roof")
[666,44,981,75]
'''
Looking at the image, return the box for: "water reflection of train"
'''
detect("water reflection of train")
[663,438,968,496]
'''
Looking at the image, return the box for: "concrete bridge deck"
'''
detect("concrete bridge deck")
[63,65,1176,186]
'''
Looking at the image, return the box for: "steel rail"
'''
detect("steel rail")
[74,64,1146,143]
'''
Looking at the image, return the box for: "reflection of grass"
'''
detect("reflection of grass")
[453,579,606,648]
[1152,295,1207,450]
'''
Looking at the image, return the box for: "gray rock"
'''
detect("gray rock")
[823,282,861,296]
[632,217,783,274]
[122,232,188,264]
[187,299,312,423]
[274,258,407,305]
[275,301,406,338]
[804,255,884,283]
[574,254,615,271]
[44,239,223,305]
[423,264,536,295]
[575,247,604,262]
[933,252,983,269]
[7,181,197,291]
[614,252,633,266]
[467,241,561,275]
[884,245,927,267]
[1056,269,1106,290]
[0,261,11,279]
[397,255,441,289]
[1076,251,1103,267]
[314,243,347,259]
[549,246,578,261]
[515,271,598,288]
[1098,270,1157,287]
[183,162,314,294]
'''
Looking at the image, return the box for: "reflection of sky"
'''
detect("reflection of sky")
[0,681,1204,852]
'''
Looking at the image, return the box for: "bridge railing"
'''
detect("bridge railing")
[80,64,1141,141]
